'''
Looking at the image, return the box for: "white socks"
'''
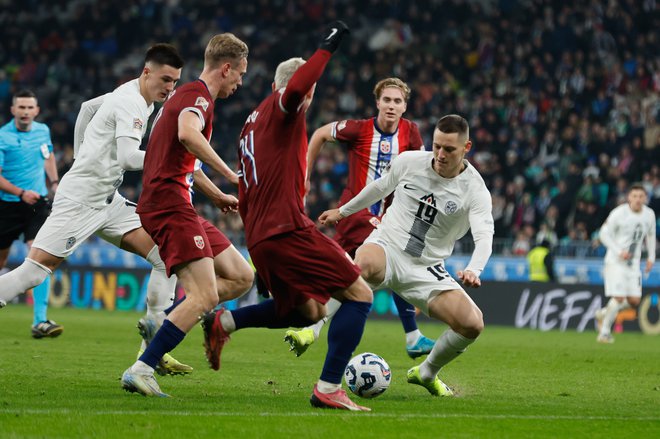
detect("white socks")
[145,246,177,315]
[307,298,342,339]
[420,329,475,381]
[131,360,155,374]
[600,298,630,336]
[406,329,422,347]
[141,246,177,351]
[220,309,236,333]
[316,379,341,393]
[0,258,52,303]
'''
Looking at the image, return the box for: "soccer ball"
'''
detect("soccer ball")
[344,352,391,398]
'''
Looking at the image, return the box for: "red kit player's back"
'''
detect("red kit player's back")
[237,90,315,248]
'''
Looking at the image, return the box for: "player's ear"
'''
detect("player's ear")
[271,82,277,92]
[464,139,473,153]
[221,62,232,77]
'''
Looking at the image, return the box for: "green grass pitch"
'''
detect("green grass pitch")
[1,305,659,438]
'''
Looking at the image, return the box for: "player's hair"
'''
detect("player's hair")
[273,57,306,89]
[12,89,37,104]
[204,33,249,68]
[436,114,469,139]
[628,183,647,194]
[373,77,411,101]
[145,43,184,69]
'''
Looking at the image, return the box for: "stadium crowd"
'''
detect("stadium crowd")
[0,0,658,256]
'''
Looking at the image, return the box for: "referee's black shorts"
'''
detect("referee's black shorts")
[0,197,50,249]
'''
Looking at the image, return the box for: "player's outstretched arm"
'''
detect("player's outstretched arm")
[280,21,350,113]
[306,123,334,194]
[319,208,344,226]
[178,111,239,185]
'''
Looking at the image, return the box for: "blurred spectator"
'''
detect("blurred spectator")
[0,0,657,257]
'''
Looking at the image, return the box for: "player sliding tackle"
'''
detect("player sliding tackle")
[320,115,494,396]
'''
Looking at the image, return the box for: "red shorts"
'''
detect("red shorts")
[139,204,231,276]
[249,226,361,316]
[334,209,380,258]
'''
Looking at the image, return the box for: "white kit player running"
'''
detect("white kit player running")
[595,184,656,343]
[320,114,494,396]
[0,44,191,374]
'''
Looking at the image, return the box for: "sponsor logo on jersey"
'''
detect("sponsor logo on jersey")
[65,237,76,250]
[195,97,209,111]
[369,217,381,227]
[379,139,391,153]
[194,235,205,249]
[337,120,347,131]
[445,200,458,214]
[133,118,144,130]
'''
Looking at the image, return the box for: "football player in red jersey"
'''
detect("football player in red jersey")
[284,77,436,360]
[120,34,254,397]
[205,22,373,411]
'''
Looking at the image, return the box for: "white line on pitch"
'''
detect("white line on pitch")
[0,409,659,421]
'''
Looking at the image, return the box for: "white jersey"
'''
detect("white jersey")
[599,203,656,267]
[340,151,494,269]
[58,79,152,208]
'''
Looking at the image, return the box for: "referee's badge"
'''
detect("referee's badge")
[40,144,50,159]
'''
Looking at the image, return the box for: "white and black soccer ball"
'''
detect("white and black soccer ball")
[344,352,391,399]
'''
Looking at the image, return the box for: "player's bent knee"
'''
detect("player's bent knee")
[338,278,373,303]
[236,267,255,294]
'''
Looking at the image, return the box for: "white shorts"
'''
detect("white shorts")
[364,232,463,315]
[603,261,642,297]
[32,193,142,257]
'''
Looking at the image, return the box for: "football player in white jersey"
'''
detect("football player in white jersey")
[320,114,494,396]
[595,184,656,343]
[0,44,192,375]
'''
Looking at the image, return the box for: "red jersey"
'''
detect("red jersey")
[238,49,331,249]
[138,80,215,212]
[332,117,423,216]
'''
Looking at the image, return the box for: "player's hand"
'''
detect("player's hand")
[318,208,344,226]
[645,260,654,274]
[620,250,632,261]
[319,20,350,53]
[214,193,239,213]
[458,270,481,288]
[20,190,41,205]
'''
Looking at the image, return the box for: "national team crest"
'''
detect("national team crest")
[369,217,381,227]
[194,235,205,249]
[445,200,458,214]
[379,139,391,153]
[195,97,209,111]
